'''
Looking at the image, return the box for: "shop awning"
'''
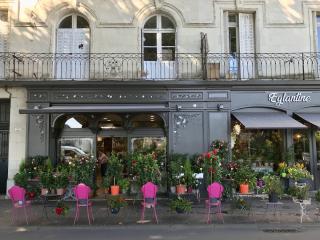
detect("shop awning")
[294,113,320,128]
[232,112,307,129]
[19,104,169,114]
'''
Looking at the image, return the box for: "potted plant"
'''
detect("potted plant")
[13,171,29,189]
[54,171,69,195]
[54,201,69,216]
[40,170,54,195]
[262,174,283,202]
[287,163,313,183]
[107,195,127,214]
[168,154,187,194]
[291,184,310,201]
[118,178,130,194]
[234,165,256,194]
[170,197,192,213]
[133,153,161,186]
[106,153,123,195]
[184,159,195,193]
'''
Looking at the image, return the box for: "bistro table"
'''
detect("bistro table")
[40,193,65,219]
[264,201,283,222]
[293,197,311,223]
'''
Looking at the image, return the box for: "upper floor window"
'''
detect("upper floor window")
[59,15,89,29]
[226,12,255,54]
[143,15,176,61]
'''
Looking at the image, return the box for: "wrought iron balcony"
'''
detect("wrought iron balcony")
[0,52,319,81]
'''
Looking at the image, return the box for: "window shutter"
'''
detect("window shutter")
[239,13,255,54]
[0,11,8,52]
[56,29,74,53]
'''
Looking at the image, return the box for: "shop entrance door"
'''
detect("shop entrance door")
[0,101,9,194]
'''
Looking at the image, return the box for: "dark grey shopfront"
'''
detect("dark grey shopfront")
[0,100,9,194]
[20,83,320,189]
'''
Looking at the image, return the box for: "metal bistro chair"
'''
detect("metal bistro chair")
[140,182,158,224]
[8,185,31,225]
[73,183,94,225]
[206,182,224,224]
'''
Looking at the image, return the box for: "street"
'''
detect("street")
[0,224,320,240]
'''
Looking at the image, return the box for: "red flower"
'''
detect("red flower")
[55,207,63,216]
[206,152,211,158]
[132,160,137,166]
[212,149,219,155]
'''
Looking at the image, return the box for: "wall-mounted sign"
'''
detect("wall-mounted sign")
[268,92,311,106]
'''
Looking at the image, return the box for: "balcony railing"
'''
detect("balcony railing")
[0,52,319,81]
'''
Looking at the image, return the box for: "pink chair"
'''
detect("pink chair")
[8,185,31,225]
[140,182,158,223]
[206,182,224,224]
[73,183,94,225]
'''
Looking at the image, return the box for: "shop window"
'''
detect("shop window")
[58,138,93,162]
[131,137,166,153]
[231,120,284,170]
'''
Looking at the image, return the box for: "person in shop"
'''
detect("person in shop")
[98,150,108,177]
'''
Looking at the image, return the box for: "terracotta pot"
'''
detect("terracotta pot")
[111,185,120,195]
[41,188,48,196]
[56,188,65,196]
[176,184,186,194]
[239,184,249,194]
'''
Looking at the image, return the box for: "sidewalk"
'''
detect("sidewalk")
[0,197,319,227]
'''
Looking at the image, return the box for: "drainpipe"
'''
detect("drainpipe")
[3,86,11,198]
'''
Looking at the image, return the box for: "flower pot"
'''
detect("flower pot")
[239,184,249,194]
[176,184,186,194]
[56,188,65,196]
[111,207,120,214]
[111,185,120,195]
[175,207,185,214]
[268,192,279,203]
[41,188,48,196]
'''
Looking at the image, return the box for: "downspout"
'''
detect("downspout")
[3,86,11,198]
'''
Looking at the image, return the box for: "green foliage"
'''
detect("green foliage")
[168,153,188,186]
[290,185,310,200]
[170,197,192,213]
[107,195,127,209]
[13,171,28,188]
[118,178,130,192]
[54,171,69,189]
[287,164,313,181]
[233,165,257,189]
[67,155,96,189]
[183,159,195,188]
[133,153,161,186]
[262,174,283,195]
[40,171,54,189]
[105,153,123,186]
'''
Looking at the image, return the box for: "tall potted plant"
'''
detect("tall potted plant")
[54,171,69,195]
[234,165,256,194]
[106,153,123,195]
[134,153,161,186]
[40,170,54,195]
[262,174,283,202]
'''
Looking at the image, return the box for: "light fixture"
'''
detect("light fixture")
[97,136,103,142]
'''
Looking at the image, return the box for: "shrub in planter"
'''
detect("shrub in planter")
[105,153,123,195]
[234,165,256,193]
[40,171,54,195]
[170,197,192,213]
[54,172,69,195]
[54,201,69,216]
[133,153,161,186]
[262,174,283,202]
[13,171,29,189]
[290,184,310,201]
[118,178,130,194]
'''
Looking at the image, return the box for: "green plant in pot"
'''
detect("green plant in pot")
[184,159,195,193]
[170,197,192,214]
[54,171,69,195]
[106,153,123,195]
[107,195,127,214]
[134,153,161,186]
[291,184,310,201]
[262,174,283,202]
[40,170,54,195]
[118,178,130,194]
[13,171,29,189]
[234,165,257,194]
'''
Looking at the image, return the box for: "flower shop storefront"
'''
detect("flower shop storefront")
[230,91,320,189]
